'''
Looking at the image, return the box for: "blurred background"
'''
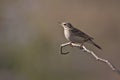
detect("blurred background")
[0,0,120,80]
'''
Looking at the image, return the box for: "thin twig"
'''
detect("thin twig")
[60,42,120,74]
[60,42,71,55]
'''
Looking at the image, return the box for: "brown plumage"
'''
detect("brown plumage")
[61,22,102,50]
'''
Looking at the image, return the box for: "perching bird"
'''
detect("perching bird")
[61,22,102,50]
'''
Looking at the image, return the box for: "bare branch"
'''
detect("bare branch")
[60,42,120,74]
[60,42,71,55]
[81,45,116,70]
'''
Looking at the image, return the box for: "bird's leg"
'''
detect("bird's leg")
[69,42,75,47]
[79,43,84,49]
[60,42,71,55]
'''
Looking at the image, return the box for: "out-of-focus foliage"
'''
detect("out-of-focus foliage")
[0,0,120,80]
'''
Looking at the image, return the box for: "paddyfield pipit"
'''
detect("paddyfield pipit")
[61,22,102,50]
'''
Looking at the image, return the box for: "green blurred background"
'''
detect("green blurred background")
[0,0,120,80]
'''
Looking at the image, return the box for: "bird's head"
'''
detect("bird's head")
[61,22,73,29]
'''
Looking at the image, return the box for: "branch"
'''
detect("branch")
[60,42,71,55]
[60,42,120,74]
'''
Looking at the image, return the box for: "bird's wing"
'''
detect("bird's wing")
[71,27,94,40]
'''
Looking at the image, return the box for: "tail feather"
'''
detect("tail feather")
[91,41,102,50]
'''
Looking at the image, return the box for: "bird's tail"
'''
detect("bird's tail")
[90,41,102,50]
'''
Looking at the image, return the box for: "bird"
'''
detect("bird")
[60,22,102,50]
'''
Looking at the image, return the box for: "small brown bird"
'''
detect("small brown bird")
[61,22,102,50]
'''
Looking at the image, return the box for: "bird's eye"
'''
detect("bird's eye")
[63,24,67,25]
